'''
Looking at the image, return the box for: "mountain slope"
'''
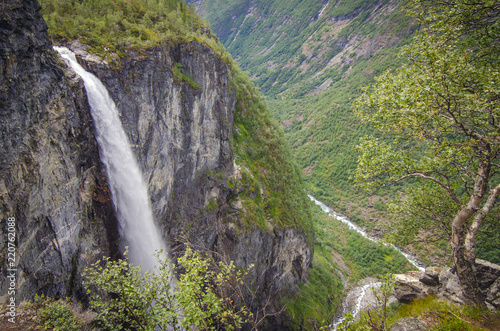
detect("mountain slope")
[189,0,414,221]
[190,0,500,268]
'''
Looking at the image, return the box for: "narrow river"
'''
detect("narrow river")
[308,195,425,271]
[307,195,425,329]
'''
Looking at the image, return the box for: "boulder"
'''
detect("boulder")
[476,259,500,291]
[485,275,500,309]
[419,267,440,286]
[437,268,466,304]
[394,272,437,304]
[394,261,500,309]
[390,317,427,331]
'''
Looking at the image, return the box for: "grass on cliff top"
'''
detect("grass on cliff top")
[39,0,220,56]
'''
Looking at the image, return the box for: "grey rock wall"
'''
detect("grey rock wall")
[0,1,312,325]
[0,0,118,303]
[78,40,312,314]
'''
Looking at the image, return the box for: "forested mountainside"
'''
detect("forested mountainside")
[189,0,500,266]
[2,0,499,329]
[1,0,314,328]
[189,0,413,214]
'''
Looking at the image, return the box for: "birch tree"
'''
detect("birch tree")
[354,0,500,306]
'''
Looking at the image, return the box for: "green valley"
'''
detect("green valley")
[189,0,500,327]
[190,0,414,215]
[190,0,500,267]
[3,0,499,329]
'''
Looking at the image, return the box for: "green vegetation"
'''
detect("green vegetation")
[21,295,87,331]
[40,0,216,55]
[230,64,313,238]
[197,0,406,97]
[313,206,414,280]
[349,295,500,330]
[82,248,254,330]
[194,0,415,219]
[354,0,500,306]
[172,62,201,89]
[40,0,313,239]
[195,0,500,268]
[285,204,414,329]
[268,41,411,209]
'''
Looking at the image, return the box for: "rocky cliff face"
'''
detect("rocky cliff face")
[0,0,312,322]
[0,0,118,302]
[76,39,312,314]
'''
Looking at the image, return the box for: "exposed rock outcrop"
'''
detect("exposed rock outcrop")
[0,0,118,302]
[394,260,500,310]
[394,271,438,304]
[76,38,312,312]
[389,317,427,331]
[1,0,312,324]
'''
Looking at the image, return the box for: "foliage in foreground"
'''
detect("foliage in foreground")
[36,296,82,331]
[354,0,500,305]
[349,295,500,331]
[19,295,90,331]
[82,248,254,331]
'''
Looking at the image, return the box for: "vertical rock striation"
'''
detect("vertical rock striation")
[81,40,312,317]
[0,0,118,302]
[1,1,312,327]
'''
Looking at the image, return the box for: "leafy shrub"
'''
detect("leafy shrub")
[172,62,201,90]
[33,295,83,331]
[82,247,253,330]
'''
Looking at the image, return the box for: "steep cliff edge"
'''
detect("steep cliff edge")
[0,0,118,302]
[1,0,313,325]
[77,38,312,316]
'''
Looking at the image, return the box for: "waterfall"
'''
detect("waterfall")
[318,0,330,17]
[55,47,165,272]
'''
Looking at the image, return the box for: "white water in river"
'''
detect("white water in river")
[308,195,425,272]
[331,281,382,330]
[308,195,423,329]
[55,47,165,272]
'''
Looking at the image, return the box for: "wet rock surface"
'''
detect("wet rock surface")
[0,0,118,303]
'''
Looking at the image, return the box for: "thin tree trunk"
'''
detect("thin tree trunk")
[465,183,500,259]
[452,220,486,306]
[450,164,491,307]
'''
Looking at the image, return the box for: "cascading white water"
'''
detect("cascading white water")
[55,47,165,272]
[318,0,330,17]
[331,282,382,330]
[309,195,425,271]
